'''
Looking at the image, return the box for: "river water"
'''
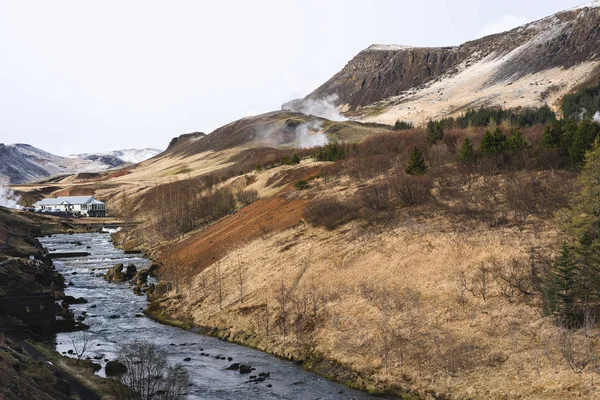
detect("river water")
[39,232,386,400]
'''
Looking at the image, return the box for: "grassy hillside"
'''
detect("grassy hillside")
[106,117,600,399]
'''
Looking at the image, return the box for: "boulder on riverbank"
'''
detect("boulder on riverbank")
[105,360,127,376]
[61,295,88,305]
[104,263,137,282]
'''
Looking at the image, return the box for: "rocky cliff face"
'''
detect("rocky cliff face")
[308,45,468,111]
[302,3,600,124]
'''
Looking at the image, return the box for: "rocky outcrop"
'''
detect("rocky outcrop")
[104,264,137,282]
[131,268,150,296]
[307,46,468,111]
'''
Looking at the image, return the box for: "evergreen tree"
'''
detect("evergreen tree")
[457,137,474,164]
[291,153,301,165]
[568,119,600,166]
[506,127,530,152]
[426,120,444,145]
[480,127,507,154]
[549,243,579,323]
[547,141,600,324]
[538,123,562,150]
[405,147,428,175]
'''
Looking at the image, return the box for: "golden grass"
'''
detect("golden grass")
[155,212,600,399]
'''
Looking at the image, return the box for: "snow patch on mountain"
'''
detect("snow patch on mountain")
[0,144,163,184]
[69,148,161,164]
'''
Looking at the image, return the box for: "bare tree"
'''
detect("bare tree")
[213,263,224,310]
[113,341,189,400]
[471,264,490,302]
[455,272,470,312]
[235,248,245,303]
[274,280,292,339]
[67,329,95,360]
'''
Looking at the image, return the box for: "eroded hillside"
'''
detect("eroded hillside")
[297,2,600,126]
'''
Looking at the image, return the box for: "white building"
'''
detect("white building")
[33,196,106,217]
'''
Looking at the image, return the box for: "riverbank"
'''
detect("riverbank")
[45,231,388,399]
[144,296,419,399]
[0,208,122,399]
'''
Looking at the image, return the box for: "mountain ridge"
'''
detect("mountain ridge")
[0,144,162,185]
[293,2,600,126]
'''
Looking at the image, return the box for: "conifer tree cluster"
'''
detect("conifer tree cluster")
[544,141,600,325]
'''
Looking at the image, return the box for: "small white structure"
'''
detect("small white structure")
[34,196,106,217]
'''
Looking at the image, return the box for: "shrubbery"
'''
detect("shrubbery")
[390,174,432,206]
[236,189,258,206]
[359,183,391,212]
[303,197,359,230]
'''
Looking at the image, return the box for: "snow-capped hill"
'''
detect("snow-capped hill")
[0,144,162,185]
[68,148,161,165]
[103,148,162,164]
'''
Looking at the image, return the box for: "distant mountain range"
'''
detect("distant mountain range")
[0,144,161,184]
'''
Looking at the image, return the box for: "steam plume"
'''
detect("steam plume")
[0,185,22,209]
[282,94,347,121]
[295,121,328,148]
[594,111,600,123]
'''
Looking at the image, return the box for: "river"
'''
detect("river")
[39,232,387,400]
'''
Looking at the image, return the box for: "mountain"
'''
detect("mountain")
[289,1,600,126]
[0,144,162,185]
[69,148,162,165]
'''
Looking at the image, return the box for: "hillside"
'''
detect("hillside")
[10,112,393,210]
[290,2,600,126]
[115,119,600,399]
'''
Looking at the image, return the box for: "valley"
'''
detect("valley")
[3,2,600,400]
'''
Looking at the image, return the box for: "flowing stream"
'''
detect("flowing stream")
[39,232,386,400]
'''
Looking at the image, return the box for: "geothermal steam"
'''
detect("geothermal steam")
[282,94,347,122]
[295,121,328,148]
[594,111,600,123]
[0,186,22,209]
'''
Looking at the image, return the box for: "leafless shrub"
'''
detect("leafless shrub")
[455,272,470,312]
[557,309,598,379]
[506,172,571,230]
[67,329,94,360]
[303,197,359,230]
[390,174,432,207]
[274,280,292,339]
[428,143,454,168]
[358,282,405,312]
[113,341,189,400]
[344,156,393,180]
[440,341,480,377]
[490,258,535,303]
[359,183,391,212]
[236,189,258,206]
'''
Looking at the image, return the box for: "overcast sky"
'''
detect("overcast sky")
[0,0,585,155]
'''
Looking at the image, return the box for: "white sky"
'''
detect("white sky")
[0,0,585,155]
